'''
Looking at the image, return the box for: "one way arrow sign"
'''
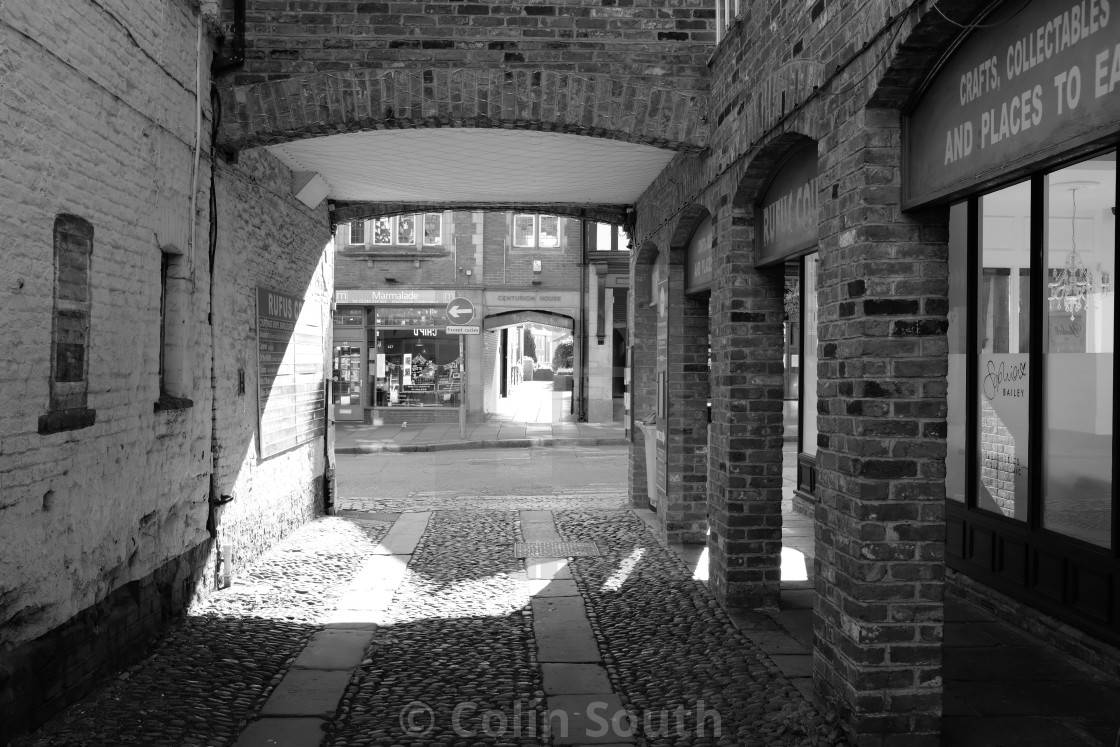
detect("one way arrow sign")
[446,297,475,325]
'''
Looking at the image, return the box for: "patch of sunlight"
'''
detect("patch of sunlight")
[602,547,646,591]
[691,546,709,581]
[782,546,809,581]
[379,570,530,625]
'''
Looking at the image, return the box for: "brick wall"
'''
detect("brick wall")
[208,146,333,581]
[0,1,333,741]
[0,0,216,659]
[229,1,715,91]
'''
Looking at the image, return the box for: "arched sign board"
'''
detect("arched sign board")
[483,310,574,331]
[685,214,714,294]
[756,144,821,267]
[905,0,1120,208]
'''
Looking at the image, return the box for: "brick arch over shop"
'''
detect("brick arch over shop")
[730,132,820,210]
[659,203,714,544]
[701,131,823,608]
[216,68,710,155]
[866,1,993,110]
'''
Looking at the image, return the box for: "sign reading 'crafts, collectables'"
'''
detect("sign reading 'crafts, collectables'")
[906,0,1120,207]
[257,287,326,458]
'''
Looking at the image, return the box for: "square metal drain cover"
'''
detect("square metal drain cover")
[514,541,601,558]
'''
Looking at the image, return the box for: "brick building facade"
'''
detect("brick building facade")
[331,211,628,425]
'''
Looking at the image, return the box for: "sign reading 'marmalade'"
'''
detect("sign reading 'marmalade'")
[906,0,1120,207]
[257,287,326,458]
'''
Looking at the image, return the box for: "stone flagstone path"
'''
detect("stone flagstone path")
[13,495,834,747]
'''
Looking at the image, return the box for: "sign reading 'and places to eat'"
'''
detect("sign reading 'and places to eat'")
[906,0,1120,206]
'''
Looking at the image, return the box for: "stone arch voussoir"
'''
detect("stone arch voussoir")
[219,68,709,154]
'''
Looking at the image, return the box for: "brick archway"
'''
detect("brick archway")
[217,68,710,154]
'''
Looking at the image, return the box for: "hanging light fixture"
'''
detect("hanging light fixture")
[1048,180,1111,319]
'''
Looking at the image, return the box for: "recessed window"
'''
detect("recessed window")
[155,246,192,411]
[512,214,561,249]
[40,214,96,434]
[348,220,365,245]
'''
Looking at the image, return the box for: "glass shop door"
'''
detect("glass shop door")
[332,343,365,421]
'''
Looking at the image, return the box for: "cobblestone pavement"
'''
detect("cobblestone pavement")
[13,518,392,747]
[14,493,835,747]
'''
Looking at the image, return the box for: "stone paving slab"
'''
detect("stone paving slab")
[541,663,613,695]
[547,694,635,745]
[235,718,327,747]
[535,629,603,663]
[292,629,373,670]
[258,667,356,718]
[528,578,581,597]
[526,557,573,580]
[372,511,430,554]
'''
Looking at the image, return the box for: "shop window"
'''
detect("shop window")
[369,327,462,408]
[39,214,96,434]
[155,246,192,411]
[512,213,561,249]
[371,214,444,247]
[948,151,1116,548]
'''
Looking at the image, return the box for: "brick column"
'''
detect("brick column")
[707,208,785,609]
[662,255,710,543]
[629,251,659,509]
[814,108,947,745]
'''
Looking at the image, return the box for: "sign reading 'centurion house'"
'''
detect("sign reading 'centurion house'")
[906,0,1120,206]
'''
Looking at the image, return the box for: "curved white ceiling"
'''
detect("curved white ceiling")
[267,127,675,205]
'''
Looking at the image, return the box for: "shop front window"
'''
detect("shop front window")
[1044,156,1116,548]
[370,328,462,408]
[801,254,819,461]
[948,151,1116,548]
[978,180,1031,521]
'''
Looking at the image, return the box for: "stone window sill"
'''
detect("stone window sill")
[154,395,194,413]
[38,407,96,435]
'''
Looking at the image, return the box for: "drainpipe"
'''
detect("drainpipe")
[578,223,589,421]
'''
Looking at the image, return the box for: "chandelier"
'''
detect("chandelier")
[1048,180,1111,319]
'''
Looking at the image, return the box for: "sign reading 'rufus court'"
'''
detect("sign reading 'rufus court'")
[906,0,1120,206]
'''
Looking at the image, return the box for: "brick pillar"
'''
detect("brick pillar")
[814,108,947,745]
[629,250,659,509]
[662,254,710,543]
[708,208,785,609]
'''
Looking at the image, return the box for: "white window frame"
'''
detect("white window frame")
[716,0,741,43]
[512,213,563,250]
